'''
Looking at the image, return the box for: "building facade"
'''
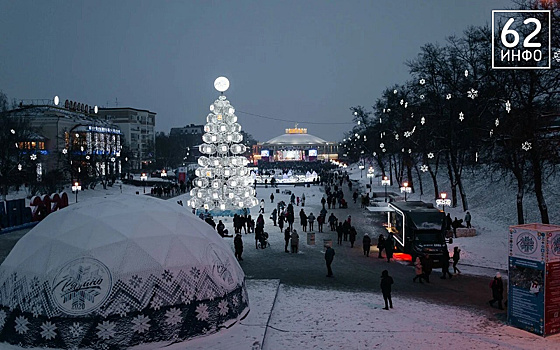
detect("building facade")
[97,107,156,170]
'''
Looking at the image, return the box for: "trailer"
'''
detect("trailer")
[386,201,450,266]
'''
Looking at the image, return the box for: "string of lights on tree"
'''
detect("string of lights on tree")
[188,77,258,211]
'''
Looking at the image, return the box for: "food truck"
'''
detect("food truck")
[386,201,450,266]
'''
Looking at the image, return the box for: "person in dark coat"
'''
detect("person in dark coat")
[342,219,351,241]
[452,246,461,274]
[317,214,324,232]
[421,254,433,283]
[325,245,335,277]
[270,193,275,203]
[234,233,243,261]
[377,234,386,259]
[489,272,504,310]
[446,213,452,231]
[284,228,291,253]
[380,270,394,310]
[362,234,372,257]
[299,209,308,232]
[465,212,472,228]
[440,249,453,279]
[384,234,394,262]
[278,212,285,232]
[336,222,344,245]
[290,229,299,253]
[308,213,315,231]
[349,226,357,248]
[271,208,278,226]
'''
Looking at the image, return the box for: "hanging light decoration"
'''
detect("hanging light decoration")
[189,77,258,211]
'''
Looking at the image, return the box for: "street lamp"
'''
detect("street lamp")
[140,172,148,193]
[381,176,390,202]
[400,181,411,201]
[436,192,451,212]
[366,166,375,193]
[72,182,82,203]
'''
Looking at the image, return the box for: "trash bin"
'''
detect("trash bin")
[307,232,315,245]
[276,189,280,193]
[323,239,332,248]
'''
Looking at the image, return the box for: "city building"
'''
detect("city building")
[6,98,123,182]
[170,123,204,163]
[97,107,156,170]
[252,126,338,163]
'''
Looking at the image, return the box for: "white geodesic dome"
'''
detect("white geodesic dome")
[0,195,249,349]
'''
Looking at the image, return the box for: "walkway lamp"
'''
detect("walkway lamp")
[381,176,390,202]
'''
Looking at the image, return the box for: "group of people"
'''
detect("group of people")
[413,246,462,283]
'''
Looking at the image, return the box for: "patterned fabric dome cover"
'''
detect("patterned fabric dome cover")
[0,195,249,349]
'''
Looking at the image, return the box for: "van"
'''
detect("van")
[386,201,450,266]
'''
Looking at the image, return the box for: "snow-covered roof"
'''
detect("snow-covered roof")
[264,132,329,146]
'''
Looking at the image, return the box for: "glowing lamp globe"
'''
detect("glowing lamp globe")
[214,76,230,92]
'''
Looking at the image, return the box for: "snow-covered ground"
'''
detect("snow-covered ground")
[2,166,559,349]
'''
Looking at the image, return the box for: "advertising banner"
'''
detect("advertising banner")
[546,230,560,263]
[509,226,546,262]
[508,256,545,335]
[545,261,560,335]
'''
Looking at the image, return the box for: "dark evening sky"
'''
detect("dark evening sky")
[0,0,513,142]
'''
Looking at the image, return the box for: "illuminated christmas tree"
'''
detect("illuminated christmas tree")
[188,77,257,212]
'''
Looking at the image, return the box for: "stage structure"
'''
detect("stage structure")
[252,126,338,163]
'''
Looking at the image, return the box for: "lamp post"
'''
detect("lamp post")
[71,182,81,203]
[400,181,411,201]
[366,166,375,193]
[436,192,451,212]
[140,172,147,193]
[381,176,390,202]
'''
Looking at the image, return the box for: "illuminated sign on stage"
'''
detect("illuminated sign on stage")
[261,150,270,157]
[309,149,317,157]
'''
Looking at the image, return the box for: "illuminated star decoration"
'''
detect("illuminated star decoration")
[446,94,452,100]
[408,149,412,154]
[404,131,412,138]
[393,89,398,94]
[10,129,15,134]
[420,94,425,99]
[404,102,408,108]
[401,148,405,153]
[459,112,464,121]
[380,143,385,149]
[419,78,426,85]
[85,155,90,160]
[427,152,434,159]
[411,113,414,118]
[554,50,560,63]
[30,154,37,160]
[400,99,404,105]
[490,129,494,137]
[495,118,500,127]
[421,164,428,172]
[395,134,399,140]
[521,141,532,151]
[62,148,68,154]
[17,164,22,171]
[382,148,386,153]
[421,117,426,125]
[464,70,469,77]
[505,100,511,113]
[467,88,478,100]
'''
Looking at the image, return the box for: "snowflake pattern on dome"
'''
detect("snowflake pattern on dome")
[0,310,6,329]
[40,321,57,340]
[218,300,229,316]
[196,304,210,321]
[165,307,183,326]
[96,320,116,340]
[69,322,83,337]
[15,316,29,334]
[150,296,163,311]
[131,314,151,333]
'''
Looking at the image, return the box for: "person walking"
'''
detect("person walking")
[328,213,337,231]
[278,212,285,232]
[349,226,357,248]
[413,256,423,283]
[336,222,343,245]
[384,234,394,263]
[299,209,307,232]
[440,249,453,279]
[308,212,315,231]
[465,211,472,228]
[321,196,326,209]
[380,270,394,310]
[421,254,433,283]
[317,214,324,233]
[287,210,294,231]
[270,193,275,203]
[284,228,291,253]
[301,193,306,207]
[290,193,295,204]
[290,229,299,253]
[452,246,461,274]
[362,233,372,257]
[325,245,335,277]
[271,208,278,226]
[377,234,386,259]
[342,219,351,241]
[259,199,265,214]
[489,272,504,310]
[234,233,243,261]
